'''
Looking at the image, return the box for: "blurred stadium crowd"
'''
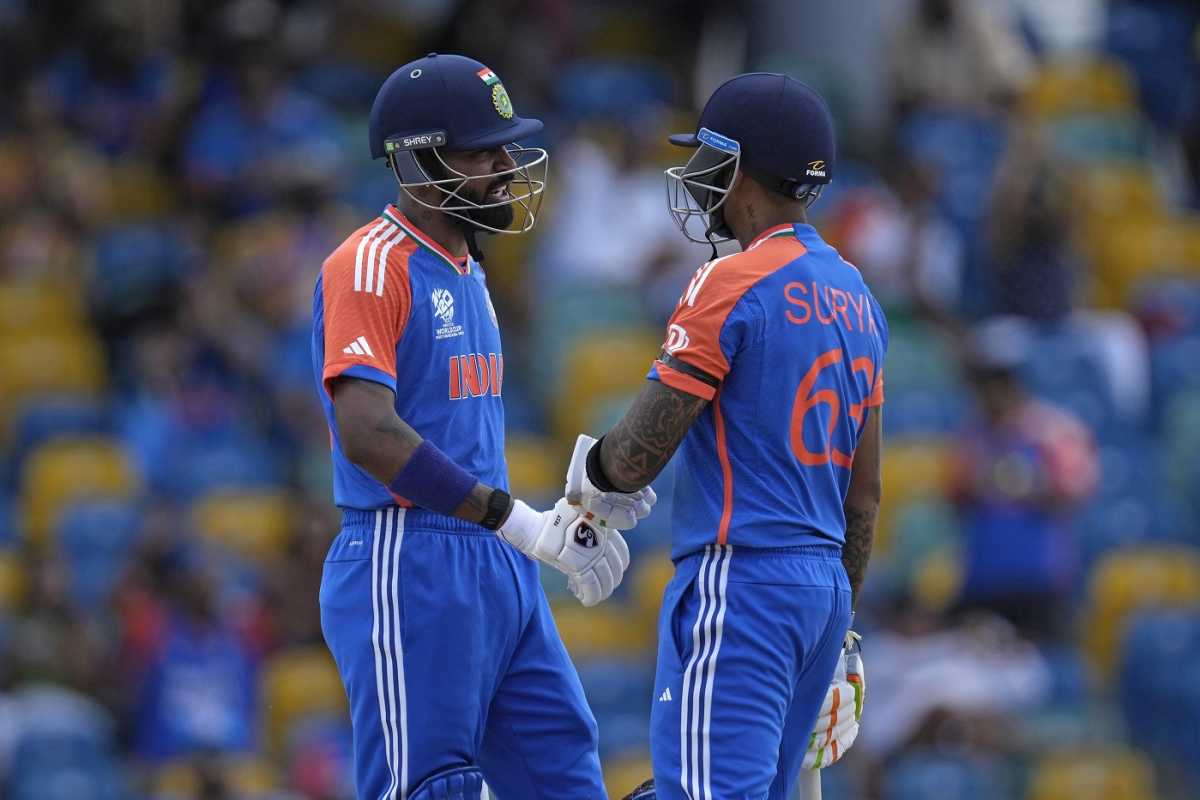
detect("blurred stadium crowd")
[0,0,1198,798]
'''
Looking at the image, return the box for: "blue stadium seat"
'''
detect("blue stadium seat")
[1105,1,1200,130]
[885,752,1015,800]
[91,224,188,321]
[57,499,141,610]
[158,434,283,500]
[0,491,13,547]
[576,658,656,759]
[6,397,111,486]
[1118,609,1200,775]
[1151,335,1200,415]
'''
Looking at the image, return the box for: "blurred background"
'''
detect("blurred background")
[0,0,1198,797]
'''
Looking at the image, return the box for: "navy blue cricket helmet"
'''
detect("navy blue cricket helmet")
[369,53,548,235]
[666,73,836,244]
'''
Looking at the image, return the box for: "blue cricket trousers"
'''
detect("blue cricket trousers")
[650,544,852,800]
[319,507,606,799]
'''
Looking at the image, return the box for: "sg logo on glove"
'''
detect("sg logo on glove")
[574,522,598,548]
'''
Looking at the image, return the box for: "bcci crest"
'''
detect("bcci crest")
[492,84,513,119]
[432,288,464,340]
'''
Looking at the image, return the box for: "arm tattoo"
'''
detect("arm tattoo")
[842,504,877,607]
[601,380,710,491]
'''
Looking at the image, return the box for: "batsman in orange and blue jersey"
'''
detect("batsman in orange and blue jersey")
[573,74,887,800]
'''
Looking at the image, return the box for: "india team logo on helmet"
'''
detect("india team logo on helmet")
[492,84,514,119]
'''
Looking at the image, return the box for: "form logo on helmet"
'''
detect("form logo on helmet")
[805,160,827,178]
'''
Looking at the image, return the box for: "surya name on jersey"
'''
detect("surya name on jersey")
[783,279,880,334]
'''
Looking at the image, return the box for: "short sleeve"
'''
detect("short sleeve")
[320,241,411,398]
[864,368,884,408]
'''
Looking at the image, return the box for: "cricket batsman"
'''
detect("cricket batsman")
[566,74,885,799]
[310,53,653,799]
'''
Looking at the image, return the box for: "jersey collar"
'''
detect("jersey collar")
[382,205,471,276]
[746,223,797,251]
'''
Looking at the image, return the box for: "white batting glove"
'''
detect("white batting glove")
[499,498,631,607]
[802,630,865,770]
[565,434,657,530]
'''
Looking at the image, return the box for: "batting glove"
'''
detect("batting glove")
[802,629,865,770]
[565,433,657,530]
[499,497,631,607]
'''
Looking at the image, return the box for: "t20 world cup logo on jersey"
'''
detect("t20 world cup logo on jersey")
[432,288,464,340]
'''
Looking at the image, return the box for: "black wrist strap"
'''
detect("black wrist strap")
[480,488,512,530]
[586,435,620,493]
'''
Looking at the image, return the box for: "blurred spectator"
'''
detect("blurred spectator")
[824,150,965,322]
[887,0,1034,120]
[123,538,258,762]
[536,119,710,307]
[182,17,343,217]
[985,121,1077,321]
[948,326,1098,639]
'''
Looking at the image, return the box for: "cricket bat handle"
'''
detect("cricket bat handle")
[800,769,822,800]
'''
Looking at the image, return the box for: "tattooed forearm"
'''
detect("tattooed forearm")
[600,380,710,491]
[842,503,878,607]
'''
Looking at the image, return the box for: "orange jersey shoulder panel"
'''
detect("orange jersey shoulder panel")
[320,218,416,396]
[664,236,807,380]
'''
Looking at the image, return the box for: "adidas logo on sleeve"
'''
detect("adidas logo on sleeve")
[343,336,375,357]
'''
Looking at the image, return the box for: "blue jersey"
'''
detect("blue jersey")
[311,205,507,510]
[648,223,888,560]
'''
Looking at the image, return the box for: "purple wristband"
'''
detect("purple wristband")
[388,441,477,516]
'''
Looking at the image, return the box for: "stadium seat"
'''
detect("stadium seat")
[57,499,141,609]
[553,330,662,441]
[260,647,348,755]
[529,287,647,392]
[630,549,673,623]
[876,439,952,555]
[884,751,1015,800]
[7,397,111,468]
[1027,748,1157,800]
[158,435,283,500]
[1072,166,1163,223]
[0,548,24,613]
[577,658,655,758]
[604,754,654,800]
[20,436,139,548]
[1082,547,1200,680]
[505,434,561,504]
[190,489,292,564]
[0,281,87,338]
[552,600,653,658]
[1118,609,1200,771]
[1022,59,1138,118]
[1048,113,1150,165]
[0,334,107,423]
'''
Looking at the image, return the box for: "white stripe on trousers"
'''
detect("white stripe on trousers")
[371,508,409,800]
[678,545,732,800]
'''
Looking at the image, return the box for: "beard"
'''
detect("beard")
[452,178,516,232]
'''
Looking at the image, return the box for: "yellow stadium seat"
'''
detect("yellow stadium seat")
[876,439,951,556]
[1022,59,1138,118]
[1072,167,1163,223]
[152,756,280,799]
[20,436,138,548]
[190,490,293,563]
[100,160,176,224]
[631,549,674,622]
[1084,212,1200,306]
[0,334,106,418]
[0,550,25,613]
[505,434,561,499]
[553,330,662,441]
[261,646,347,755]
[552,601,654,658]
[605,753,654,800]
[1028,749,1156,800]
[0,282,87,337]
[1082,548,1200,680]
